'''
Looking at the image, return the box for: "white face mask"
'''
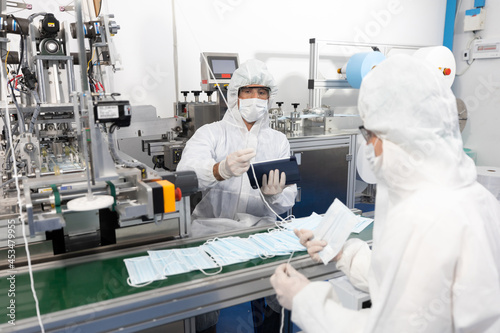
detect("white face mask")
[364,139,383,177]
[239,98,268,122]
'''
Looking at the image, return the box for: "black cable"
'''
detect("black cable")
[17,36,25,74]
[109,124,118,134]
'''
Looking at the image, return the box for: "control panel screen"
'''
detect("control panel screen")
[207,56,238,79]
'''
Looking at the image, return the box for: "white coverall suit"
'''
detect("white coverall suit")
[177,60,297,237]
[177,59,298,331]
[290,54,500,332]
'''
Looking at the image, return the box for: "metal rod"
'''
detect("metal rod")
[75,0,90,92]
[30,187,138,205]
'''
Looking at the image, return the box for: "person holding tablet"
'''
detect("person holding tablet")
[177,59,297,333]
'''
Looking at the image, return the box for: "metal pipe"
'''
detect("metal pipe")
[30,181,136,199]
[27,167,86,177]
[30,187,138,205]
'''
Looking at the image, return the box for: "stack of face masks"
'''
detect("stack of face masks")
[201,237,263,265]
[124,200,373,287]
[282,212,323,231]
[149,247,220,276]
[249,231,306,257]
[124,229,307,287]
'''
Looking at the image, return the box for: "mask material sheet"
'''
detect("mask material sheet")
[313,199,361,265]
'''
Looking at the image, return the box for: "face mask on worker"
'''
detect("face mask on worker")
[239,98,268,122]
[364,139,382,176]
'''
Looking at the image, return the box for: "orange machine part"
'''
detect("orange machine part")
[155,180,176,213]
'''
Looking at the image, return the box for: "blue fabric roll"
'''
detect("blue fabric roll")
[346,51,386,89]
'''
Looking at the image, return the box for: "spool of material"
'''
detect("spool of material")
[345,51,386,89]
[476,166,500,201]
[413,46,456,88]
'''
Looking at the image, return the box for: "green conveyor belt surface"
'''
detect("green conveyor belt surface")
[0,224,373,323]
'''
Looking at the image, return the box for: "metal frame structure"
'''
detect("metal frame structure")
[308,39,432,109]
[289,133,358,209]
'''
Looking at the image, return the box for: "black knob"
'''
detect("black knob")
[276,102,284,107]
[191,90,202,96]
[205,91,214,97]
[291,103,300,110]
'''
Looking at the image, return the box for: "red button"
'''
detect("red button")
[175,188,182,201]
[443,68,451,76]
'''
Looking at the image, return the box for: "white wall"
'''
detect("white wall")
[452,0,500,167]
[3,1,447,122]
[106,0,447,117]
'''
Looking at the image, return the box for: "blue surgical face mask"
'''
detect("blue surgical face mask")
[239,98,268,122]
[148,248,218,276]
[249,233,295,256]
[124,256,164,286]
[202,241,247,266]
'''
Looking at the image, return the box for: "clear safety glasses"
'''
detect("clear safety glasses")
[359,125,375,142]
[238,86,270,100]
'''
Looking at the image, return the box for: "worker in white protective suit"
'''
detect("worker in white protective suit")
[177,59,297,333]
[270,54,500,333]
[177,59,297,238]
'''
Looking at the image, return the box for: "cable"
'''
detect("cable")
[249,163,294,230]
[3,84,45,332]
[87,46,96,73]
[280,306,286,333]
[4,43,10,75]
[456,35,481,77]
[28,90,42,133]
[107,124,148,170]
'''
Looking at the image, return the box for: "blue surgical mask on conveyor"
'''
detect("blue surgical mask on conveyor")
[148,248,219,276]
[248,232,299,257]
[201,239,251,266]
[124,256,165,287]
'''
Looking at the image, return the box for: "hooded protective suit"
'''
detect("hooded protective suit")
[291,54,500,332]
[177,59,297,237]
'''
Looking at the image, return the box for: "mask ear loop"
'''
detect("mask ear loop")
[127,275,166,288]
[126,257,168,288]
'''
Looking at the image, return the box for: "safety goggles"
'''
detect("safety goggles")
[238,86,270,100]
[359,125,375,142]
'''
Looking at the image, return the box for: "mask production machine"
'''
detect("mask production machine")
[0,2,346,333]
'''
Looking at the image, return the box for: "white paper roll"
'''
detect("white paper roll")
[476,166,500,201]
[413,46,456,88]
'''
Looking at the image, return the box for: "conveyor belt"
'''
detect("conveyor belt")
[0,224,373,332]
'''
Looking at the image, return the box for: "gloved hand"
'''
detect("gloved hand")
[218,148,256,179]
[270,263,310,310]
[294,229,342,263]
[261,169,286,195]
